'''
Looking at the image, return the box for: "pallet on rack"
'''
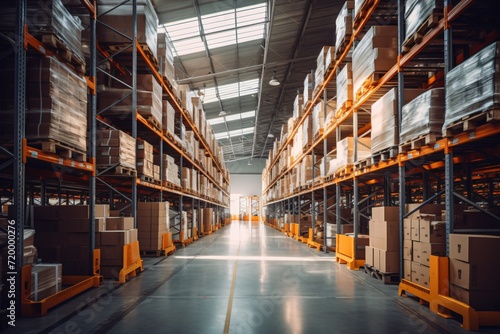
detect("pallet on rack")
[442,109,500,137]
[354,72,383,101]
[399,133,441,153]
[353,0,376,28]
[105,43,159,69]
[144,116,161,132]
[97,165,137,177]
[39,33,86,75]
[139,174,155,183]
[370,146,398,165]
[402,12,442,54]
[363,264,400,284]
[335,100,353,118]
[334,164,354,178]
[323,174,335,183]
[29,139,87,162]
[334,35,352,61]
[355,157,372,171]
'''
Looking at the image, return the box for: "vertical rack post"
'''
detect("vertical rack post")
[131,0,138,223]
[352,108,359,259]
[322,88,328,252]
[336,127,341,235]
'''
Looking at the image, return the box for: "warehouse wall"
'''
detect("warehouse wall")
[230,174,262,196]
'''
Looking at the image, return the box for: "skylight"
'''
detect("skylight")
[203,79,259,104]
[208,110,256,125]
[162,3,267,56]
[215,126,255,140]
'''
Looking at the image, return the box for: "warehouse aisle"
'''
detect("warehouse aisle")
[15,221,475,334]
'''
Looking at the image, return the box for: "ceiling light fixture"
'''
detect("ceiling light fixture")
[267,133,274,138]
[269,69,280,86]
[219,110,227,116]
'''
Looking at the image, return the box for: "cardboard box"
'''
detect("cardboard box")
[106,217,135,230]
[95,204,110,218]
[371,206,399,222]
[100,245,124,266]
[406,203,443,220]
[96,218,106,232]
[419,264,430,288]
[449,234,500,263]
[449,258,500,290]
[450,284,500,311]
[368,220,399,251]
[365,246,374,266]
[410,261,421,285]
[403,239,412,261]
[58,219,91,233]
[378,250,399,273]
[411,219,419,241]
[99,230,131,245]
[404,260,411,281]
[412,241,422,264]
[373,247,380,269]
[419,242,446,266]
[419,220,445,243]
[403,218,411,240]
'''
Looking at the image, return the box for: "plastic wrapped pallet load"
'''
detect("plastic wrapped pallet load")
[30,264,62,302]
[336,63,353,112]
[336,137,371,171]
[26,56,87,152]
[444,41,500,133]
[371,88,425,153]
[352,26,398,97]
[335,1,354,54]
[400,88,445,144]
[404,0,443,43]
[312,100,336,138]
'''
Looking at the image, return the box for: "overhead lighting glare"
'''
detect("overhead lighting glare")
[219,110,227,116]
[269,69,280,86]
[267,133,274,138]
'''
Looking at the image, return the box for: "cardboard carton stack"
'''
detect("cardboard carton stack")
[293,94,304,119]
[162,100,176,136]
[403,203,445,288]
[404,0,443,45]
[137,202,171,252]
[449,234,500,311]
[365,206,400,273]
[96,129,136,170]
[201,208,214,234]
[157,32,175,82]
[154,153,180,186]
[335,1,354,58]
[30,264,62,302]
[303,74,314,108]
[335,137,371,173]
[137,139,154,179]
[336,63,353,113]
[312,100,336,139]
[352,26,398,98]
[314,46,335,93]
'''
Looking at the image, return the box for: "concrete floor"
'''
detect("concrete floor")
[12,221,498,334]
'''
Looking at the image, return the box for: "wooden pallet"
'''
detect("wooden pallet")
[139,174,155,183]
[355,73,383,101]
[201,230,212,236]
[140,249,163,257]
[442,109,500,137]
[336,100,353,118]
[353,0,376,28]
[371,146,398,165]
[29,139,87,162]
[334,164,354,177]
[40,33,86,74]
[105,43,159,69]
[355,157,372,171]
[143,115,161,131]
[363,264,400,284]
[399,133,441,153]
[323,174,335,183]
[334,34,352,61]
[402,12,442,54]
[97,165,137,177]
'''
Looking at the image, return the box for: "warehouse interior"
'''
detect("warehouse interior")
[1,0,500,332]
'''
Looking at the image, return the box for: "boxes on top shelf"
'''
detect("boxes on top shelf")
[370,88,425,154]
[312,100,336,138]
[97,0,158,58]
[404,0,443,44]
[157,32,175,82]
[336,63,353,112]
[444,42,500,135]
[96,129,136,170]
[352,26,398,97]
[26,56,88,152]
[335,1,354,58]
[400,88,445,145]
[314,46,335,92]
[293,94,304,119]
[303,73,314,108]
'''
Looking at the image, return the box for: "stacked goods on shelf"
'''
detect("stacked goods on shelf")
[331,137,371,174]
[157,32,175,82]
[137,139,154,179]
[184,131,196,158]
[1,224,37,267]
[314,46,335,93]
[26,0,84,63]
[293,94,304,119]
[403,203,445,288]
[444,42,500,135]
[96,129,136,170]
[449,234,500,310]
[300,155,320,186]
[335,1,354,58]
[302,115,314,151]
[312,100,336,139]
[365,207,399,273]
[336,63,353,113]
[33,205,101,276]
[99,74,163,127]
[162,100,176,136]
[403,0,443,45]
[400,88,445,145]
[153,164,160,182]
[303,73,314,108]
[30,264,62,302]
[352,26,398,98]
[154,154,180,186]
[370,88,425,154]
[97,0,158,58]
[137,202,171,252]
[26,56,87,152]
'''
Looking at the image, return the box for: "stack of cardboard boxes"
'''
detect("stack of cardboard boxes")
[96,129,136,170]
[449,234,500,311]
[335,1,354,58]
[201,208,213,234]
[154,153,180,186]
[137,139,154,179]
[314,46,335,93]
[403,204,446,288]
[365,206,399,273]
[336,63,353,112]
[137,202,171,252]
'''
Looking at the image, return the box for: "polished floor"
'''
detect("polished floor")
[13,221,492,334]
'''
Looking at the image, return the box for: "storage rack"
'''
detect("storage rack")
[262,0,499,330]
[1,0,230,316]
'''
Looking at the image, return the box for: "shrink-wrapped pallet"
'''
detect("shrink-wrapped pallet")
[303,73,314,108]
[97,0,158,58]
[336,137,371,168]
[157,32,175,81]
[302,115,314,150]
[404,0,443,42]
[96,129,136,169]
[30,264,62,302]
[293,94,304,119]
[352,26,398,96]
[371,88,425,153]
[354,0,368,19]
[315,46,335,91]
[335,1,354,55]
[26,56,87,152]
[444,42,500,131]
[400,88,445,144]
[312,100,336,138]
[336,63,353,111]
